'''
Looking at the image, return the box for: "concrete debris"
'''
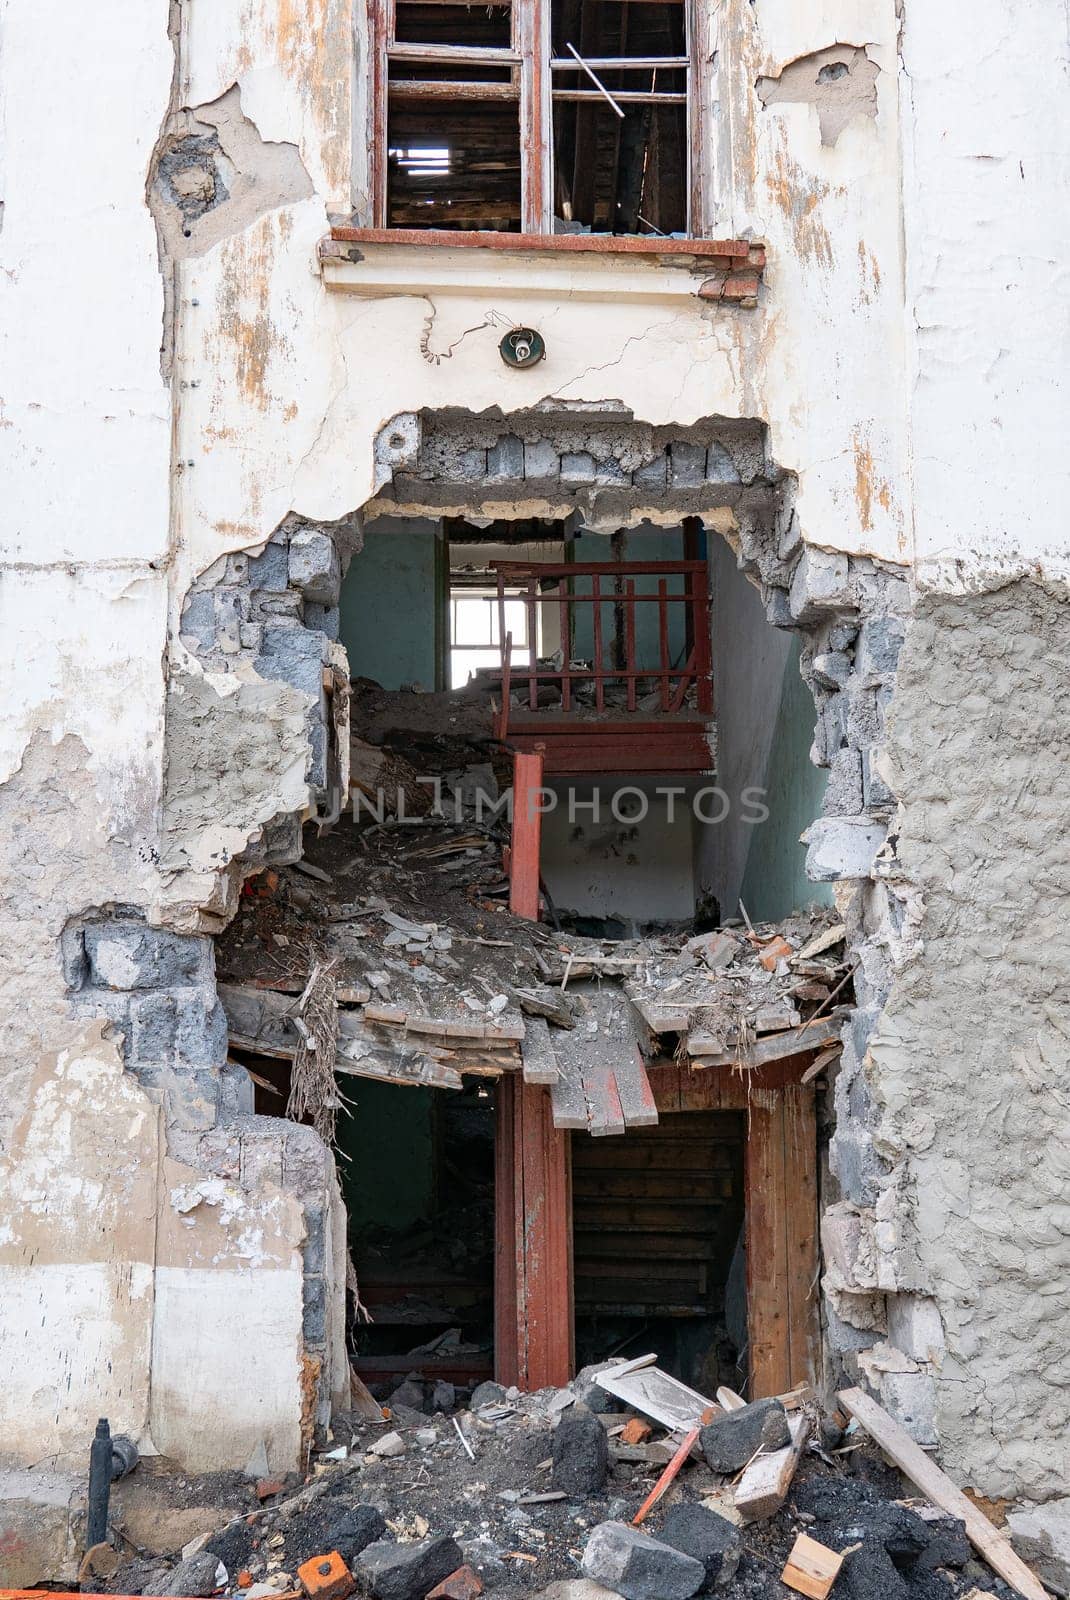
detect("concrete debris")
[699,1400,791,1475]
[1007,1499,1070,1596]
[551,1406,610,1496]
[367,1431,406,1460]
[659,1502,742,1590]
[216,742,852,1114]
[357,1535,465,1600]
[581,1521,705,1599]
[144,1552,228,1596]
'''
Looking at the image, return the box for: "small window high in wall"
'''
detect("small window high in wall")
[369,0,705,233]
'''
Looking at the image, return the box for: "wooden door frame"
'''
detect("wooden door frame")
[494,1051,820,1397]
[495,1075,574,1387]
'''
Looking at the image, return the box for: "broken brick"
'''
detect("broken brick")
[697,275,728,300]
[297,1551,355,1600]
[621,1416,653,1445]
[759,935,794,970]
[256,1476,287,1500]
[426,1567,484,1600]
[722,273,761,300]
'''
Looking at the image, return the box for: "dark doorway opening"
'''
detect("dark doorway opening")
[572,1109,746,1391]
[344,1077,498,1394]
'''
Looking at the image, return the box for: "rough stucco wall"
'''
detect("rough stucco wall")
[873,580,1070,1499]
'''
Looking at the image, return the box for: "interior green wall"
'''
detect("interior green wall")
[338,1081,434,1235]
[340,518,443,690]
[738,637,833,921]
[572,526,686,671]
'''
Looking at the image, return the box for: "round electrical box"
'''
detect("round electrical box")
[499,327,545,369]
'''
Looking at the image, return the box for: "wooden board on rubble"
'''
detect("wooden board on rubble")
[838,1388,1049,1600]
[583,1065,627,1137]
[521,1016,560,1085]
[550,1052,589,1130]
[688,1019,841,1069]
[734,1412,811,1522]
[612,1048,660,1128]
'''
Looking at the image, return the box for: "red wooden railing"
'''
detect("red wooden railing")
[491,559,712,741]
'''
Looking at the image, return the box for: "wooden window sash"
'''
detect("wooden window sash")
[370,0,704,235]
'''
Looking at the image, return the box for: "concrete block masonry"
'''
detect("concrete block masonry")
[373,411,757,522]
[803,817,888,881]
[67,918,230,1128]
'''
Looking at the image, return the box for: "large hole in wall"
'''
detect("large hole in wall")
[205,407,905,1415]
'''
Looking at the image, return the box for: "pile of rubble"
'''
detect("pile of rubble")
[103,1366,1032,1600]
[215,794,852,1119]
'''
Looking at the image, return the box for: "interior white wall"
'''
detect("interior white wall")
[540,778,698,928]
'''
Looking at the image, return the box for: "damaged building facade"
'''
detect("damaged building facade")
[1,0,1068,1575]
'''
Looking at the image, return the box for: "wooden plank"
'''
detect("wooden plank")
[332,224,757,257]
[745,1087,791,1398]
[494,1074,521,1387]
[509,749,544,919]
[389,79,520,100]
[838,1388,1049,1600]
[783,1083,821,1388]
[633,1427,701,1525]
[615,1047,660,1128]
[550,1053,588,1129]
[521,1080,574,1387]
[584,1066,627,1137]
[633,998,692,1035]
[521,1015,560,1084]
[689,1019,841,1069]
[734,1412,811,1523]
[782,1533,846,1599]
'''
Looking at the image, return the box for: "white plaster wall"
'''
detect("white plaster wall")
[540,778,698,927]
[701,534,794,918]
[900,0,1070,589]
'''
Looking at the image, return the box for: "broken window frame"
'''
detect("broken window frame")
[367,0,710,235]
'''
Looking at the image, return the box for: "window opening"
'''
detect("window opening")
[450,585,538,689]
[372,0,702,233]
[550,0,690,234]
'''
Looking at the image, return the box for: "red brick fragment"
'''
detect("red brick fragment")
[297,1550,356,1600]
[621,1416,653,1445]
[427,1566,484,1600]
[256,1476,286,1500]
[722,273,761,300]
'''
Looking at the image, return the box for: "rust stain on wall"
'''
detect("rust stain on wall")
[275,0,351,195]
[852,427,893,535]
[300,1349,321,1463]
[216,215,293,413]
[765,134,836,270]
